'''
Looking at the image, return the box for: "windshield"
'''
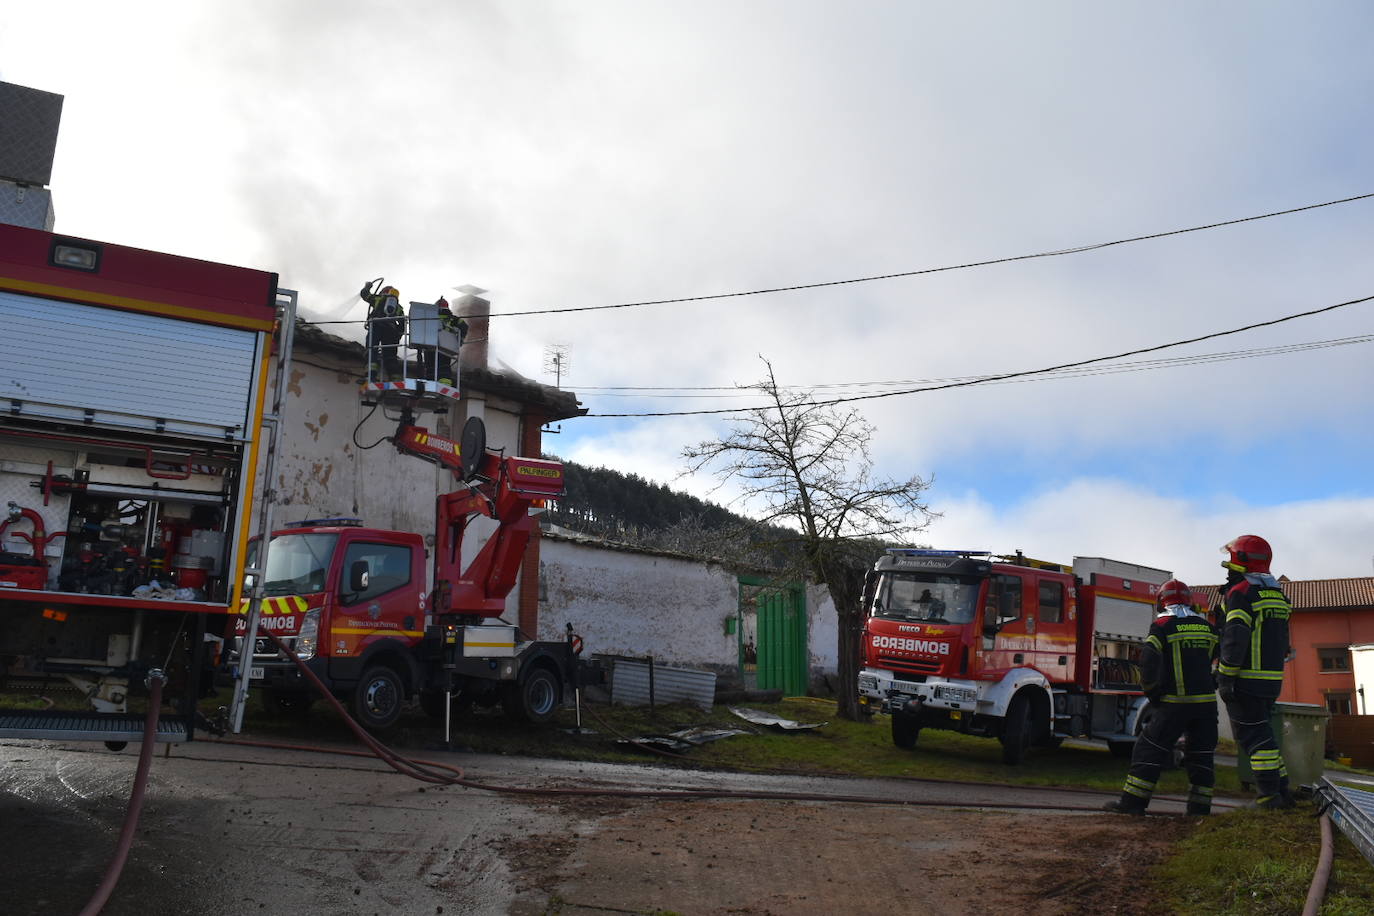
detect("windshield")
[246,533,339,596]
[873,573,982,624]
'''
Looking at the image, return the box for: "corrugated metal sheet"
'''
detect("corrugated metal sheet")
[611,658,716,711]
[0,290,259,439]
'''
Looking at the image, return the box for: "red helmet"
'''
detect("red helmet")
[1221,534,1272,574]
[1158,579,1192,607]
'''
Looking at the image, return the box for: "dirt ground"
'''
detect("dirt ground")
[498,797,1186,916]
[1,740,1189,915]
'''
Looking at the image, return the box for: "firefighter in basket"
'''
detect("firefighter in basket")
[1105,578,1219,816]
[1215,534,1296,809]
[361,279,406,381]
[418,296,468,386]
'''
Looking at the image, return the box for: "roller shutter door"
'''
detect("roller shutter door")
[0,290,260,440]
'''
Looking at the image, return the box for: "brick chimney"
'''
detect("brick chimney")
[454,285,489,371]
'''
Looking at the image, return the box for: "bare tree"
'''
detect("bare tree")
[683,358,935,719]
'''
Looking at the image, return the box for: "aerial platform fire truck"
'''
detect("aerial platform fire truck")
[227,283,592,732]
[857,549,1172,763]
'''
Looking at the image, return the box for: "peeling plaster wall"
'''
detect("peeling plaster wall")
[253,360,525,618]
[537,537,741,672]
[537,536,841,688]
[808,584,839,676]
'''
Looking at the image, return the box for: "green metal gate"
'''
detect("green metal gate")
[738,576,808,696]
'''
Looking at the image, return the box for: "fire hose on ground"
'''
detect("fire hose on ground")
[77,670,165,916]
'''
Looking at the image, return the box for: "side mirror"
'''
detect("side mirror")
[349,560,370,593]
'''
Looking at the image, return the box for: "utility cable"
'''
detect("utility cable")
[586,293,1374,417]
[573,333,1374,396]
[296,192,1374,325]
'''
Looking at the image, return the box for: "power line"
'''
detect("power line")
[297,192,1374,326]
[583,294,1374,418]
[574,334,1374,396]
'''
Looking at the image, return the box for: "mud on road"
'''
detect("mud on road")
[1,739,1186,915]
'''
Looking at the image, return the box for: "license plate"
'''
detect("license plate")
[949,710,962,720]
[250,666,264,680]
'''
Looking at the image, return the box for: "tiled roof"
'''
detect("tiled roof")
[1193,577,1374,611]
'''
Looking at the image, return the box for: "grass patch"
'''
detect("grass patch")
[228,692,1248,797]
[1155,804,1374,914]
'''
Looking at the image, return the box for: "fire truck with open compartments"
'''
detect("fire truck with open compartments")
[0,221,289,748]
[857,549,1173,763]
[0,221,591,746]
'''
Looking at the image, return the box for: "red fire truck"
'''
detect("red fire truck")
[231,406,592,731]
[0,222,288,748]
[857,549,1172,763]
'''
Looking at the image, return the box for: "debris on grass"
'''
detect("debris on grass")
[729,706,827,731]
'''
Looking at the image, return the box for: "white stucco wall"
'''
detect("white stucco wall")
[537,536,741,670]
[807,584,839,675]
[538,533,841,689]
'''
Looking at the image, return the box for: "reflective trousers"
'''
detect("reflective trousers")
[1119,701,1217,813]
[1226,692,1289,803]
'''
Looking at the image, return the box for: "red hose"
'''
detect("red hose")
[1303,812,1335,916]
[78,673,165,916]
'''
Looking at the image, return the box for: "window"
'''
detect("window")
[1327,693,1352,715]
[992,574,1022,624]
[1317,647,1351,672]
[339,541,412,606]
[1038,580,1065,624]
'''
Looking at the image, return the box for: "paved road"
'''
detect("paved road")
[0,735,1222,915]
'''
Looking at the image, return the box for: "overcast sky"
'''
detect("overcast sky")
[6,1,1373,585]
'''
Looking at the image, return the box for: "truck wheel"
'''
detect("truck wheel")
[891,711,920,749]
[502,667,560,724]
[353,665,405,730]
[1000,693,1034,765]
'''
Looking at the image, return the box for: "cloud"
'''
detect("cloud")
[925,478,1374,584]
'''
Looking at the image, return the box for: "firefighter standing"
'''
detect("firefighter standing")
[1105,579,1219,816]
[1216,533,1295,809]
[361,280,406,381]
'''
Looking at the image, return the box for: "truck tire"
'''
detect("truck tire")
[501,666,560,724]
[1000,692,1034,765]
[891,711,920,749]
[353,665,405,730]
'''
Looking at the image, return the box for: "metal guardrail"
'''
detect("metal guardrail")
[1314,777,1374,865]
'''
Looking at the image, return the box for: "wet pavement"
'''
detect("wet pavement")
[1,736,1222,915]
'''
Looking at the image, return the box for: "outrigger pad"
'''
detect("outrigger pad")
[460,416,486,481]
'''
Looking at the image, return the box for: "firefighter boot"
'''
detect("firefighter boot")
[1257,794,1296,810]
[1103,796,1147,815]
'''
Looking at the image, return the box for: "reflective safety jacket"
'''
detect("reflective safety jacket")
[1218,573,1292,699]
[1142,605,1219,704]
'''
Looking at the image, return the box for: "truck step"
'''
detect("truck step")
[0,711,189,744]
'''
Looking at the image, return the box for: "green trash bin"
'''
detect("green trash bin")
[1236,701,1330,788]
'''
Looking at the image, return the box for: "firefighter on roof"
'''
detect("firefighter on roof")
[1216,533,1295,809]
[361,279,406,381]
[1105,578,1219,816]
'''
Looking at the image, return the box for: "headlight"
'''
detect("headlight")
[295,609,321,661]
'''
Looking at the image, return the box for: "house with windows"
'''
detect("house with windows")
[1199,577,1374,714]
